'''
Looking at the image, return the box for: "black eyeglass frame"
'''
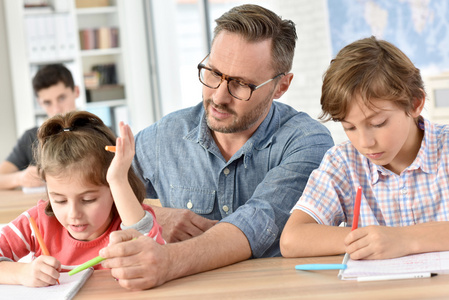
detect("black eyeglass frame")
[197,54,285,101]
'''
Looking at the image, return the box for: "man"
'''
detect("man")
[100,4,334,289]
[0,64,79,190]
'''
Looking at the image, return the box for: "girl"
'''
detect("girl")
[0,111,165,287]
[281,36,449,260]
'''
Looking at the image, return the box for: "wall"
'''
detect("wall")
[0,2,17,161]
[276,0,346,144]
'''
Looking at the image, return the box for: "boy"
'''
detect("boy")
[280,36,449,260]
[0,64,78,190]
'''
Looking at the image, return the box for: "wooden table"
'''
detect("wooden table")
[0,189,45,223]
[74,255,449,300]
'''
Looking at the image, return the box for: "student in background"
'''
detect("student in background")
[281,36,449,260]
[0,111,164,287]
[99,4,333,290]
[0,64,78,190]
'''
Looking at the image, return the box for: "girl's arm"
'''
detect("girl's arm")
[0,256,60,287]
[106,122,145,226]
[280,210,349,257]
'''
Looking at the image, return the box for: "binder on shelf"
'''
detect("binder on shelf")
[44,15,57,59]
[25,16,39,61]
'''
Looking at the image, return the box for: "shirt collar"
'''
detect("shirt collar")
[411,116,435,174]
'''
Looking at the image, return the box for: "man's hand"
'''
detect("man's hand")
[345,225,409,260]
[100,229,171,290]
[19,166,45,188]
[152,206,218,242]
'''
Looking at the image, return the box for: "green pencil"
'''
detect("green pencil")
[68,256,105,276]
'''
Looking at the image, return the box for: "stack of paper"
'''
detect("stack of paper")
[339,251,449,280]
[0,268,93,300]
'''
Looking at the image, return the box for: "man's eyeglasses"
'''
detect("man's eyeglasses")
[197,54,284,101]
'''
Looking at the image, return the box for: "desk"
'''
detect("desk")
[75,255,449,300]
[0,189,45,223]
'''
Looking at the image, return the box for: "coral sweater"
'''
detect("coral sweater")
[0,199,164,271]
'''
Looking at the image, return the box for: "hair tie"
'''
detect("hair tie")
[63,127,72,132]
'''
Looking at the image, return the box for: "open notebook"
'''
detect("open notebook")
[0,268,93,300]
[339,251,449,280]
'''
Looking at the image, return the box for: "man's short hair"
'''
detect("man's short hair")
[32,64,75,95]
[213,4,297,74]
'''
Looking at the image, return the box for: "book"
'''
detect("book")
[22,186,47,194]
[338,251,449,280]
[0,268,93,300]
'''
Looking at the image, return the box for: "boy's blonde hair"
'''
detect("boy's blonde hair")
[319,36,425,122]
[35,111,145,216]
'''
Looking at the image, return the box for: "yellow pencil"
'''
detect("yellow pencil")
[29,215,60,285]
[105,145,116,152]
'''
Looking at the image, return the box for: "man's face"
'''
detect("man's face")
[37,81,79,117]
[202,32,280,135]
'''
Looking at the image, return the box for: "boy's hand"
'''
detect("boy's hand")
[106,122,135,185]
[344,225,409,260]
[21,256,61,287]
[20,166,45,188]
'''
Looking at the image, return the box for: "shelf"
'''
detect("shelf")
[76,6,117,15]
[85,99,126,108]
[80,48,122,57]
[24,6,53,15]
[29,58,76,65]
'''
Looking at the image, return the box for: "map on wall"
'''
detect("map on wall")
[327,0,449,75]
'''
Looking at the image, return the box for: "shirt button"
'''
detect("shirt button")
[187,201,193,209]
[223,168,230,175]
[401,188,407,195]
[222,205,229,212]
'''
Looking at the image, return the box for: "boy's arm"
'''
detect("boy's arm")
[0,161,43,190]
[346,221,449,260]
[280,210,350,257]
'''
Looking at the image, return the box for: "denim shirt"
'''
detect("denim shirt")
[133,101,333,257]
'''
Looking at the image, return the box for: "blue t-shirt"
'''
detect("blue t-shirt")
[133,101,334,257]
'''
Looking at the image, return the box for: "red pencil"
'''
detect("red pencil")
[352,186,362,231]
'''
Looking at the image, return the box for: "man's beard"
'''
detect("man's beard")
[203,93,272,134]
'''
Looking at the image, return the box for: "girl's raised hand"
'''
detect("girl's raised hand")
[107,122,135,185]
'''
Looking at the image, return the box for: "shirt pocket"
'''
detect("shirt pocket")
[169,184,216,214]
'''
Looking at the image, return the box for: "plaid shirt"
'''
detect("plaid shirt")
[292,117,449,228]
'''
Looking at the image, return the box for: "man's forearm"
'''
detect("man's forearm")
[164,222,252,280]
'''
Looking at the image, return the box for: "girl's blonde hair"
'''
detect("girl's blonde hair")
[35,111,145,216]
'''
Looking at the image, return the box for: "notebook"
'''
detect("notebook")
[22,186,47,194]
[0,267,93,300]
[338,251,449,280]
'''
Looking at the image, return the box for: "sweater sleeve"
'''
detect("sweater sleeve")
[120,204,165,245]
[0,210,37,262]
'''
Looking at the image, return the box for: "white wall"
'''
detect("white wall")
[0,2,17,161]
[276,0,346,144]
